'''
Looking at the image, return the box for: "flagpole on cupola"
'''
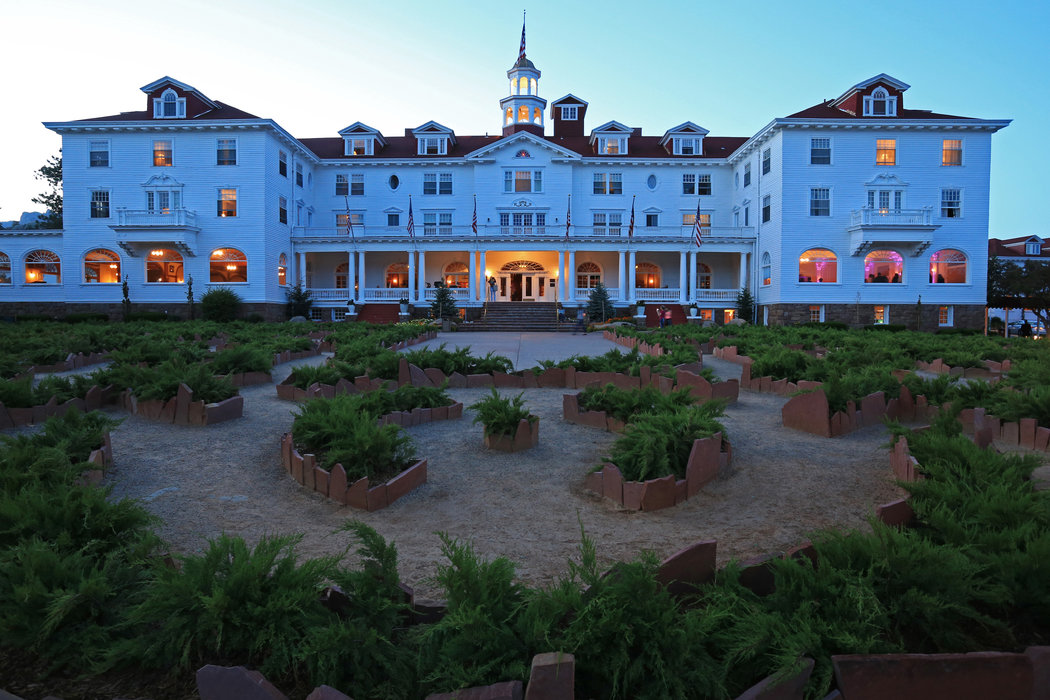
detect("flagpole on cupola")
[519,10,526,63]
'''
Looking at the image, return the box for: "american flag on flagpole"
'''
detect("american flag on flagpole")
[565,194,571,240]
[344,196,355,243]
[628,195,636,239]
[407,197,415,239]
[518,12,526,62]
[693,198,704,247]
[472,194,478,237]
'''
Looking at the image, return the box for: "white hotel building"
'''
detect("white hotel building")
[2,40,1008,328]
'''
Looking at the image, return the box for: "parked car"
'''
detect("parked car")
[1006,320,1046,337]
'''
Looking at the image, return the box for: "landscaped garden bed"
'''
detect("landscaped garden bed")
[470,388,539,453]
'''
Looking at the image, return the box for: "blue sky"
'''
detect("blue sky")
[1,0,1045,237]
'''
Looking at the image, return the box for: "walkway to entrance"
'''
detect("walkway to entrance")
[408,330,623,370]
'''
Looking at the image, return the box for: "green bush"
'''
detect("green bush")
[576,383,695,423]
[292,400,417,481]
[470,388,533,438]
[210,345,272,375]
[200,287,243,322]
[605,402,726,481]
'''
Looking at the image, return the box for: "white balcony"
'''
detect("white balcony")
[114,208,199,229]
[847,207,940,256]
[111,208,200,257]
[291,224,755,244]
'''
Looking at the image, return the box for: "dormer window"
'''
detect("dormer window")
[560,106,578,120]
[418,137,448,155]
[863,87,897,117]
[153,88,186,119]
[598,136,627,155]
[344,138,373,156]
[1026,240,1042,255]
[673,138,700,155]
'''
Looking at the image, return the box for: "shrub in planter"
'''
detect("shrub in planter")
[605,401,727,482]
[470,388,534,439]
[577,383,696,424]
[210,345,272,375]
[200,287,243,322]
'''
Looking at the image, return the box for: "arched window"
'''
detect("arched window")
[635,261,661,289]
[798,248,837,283]
[697,262,712,290]
[864,87,897,117]
[505,107,513,125]
[864,250,903,284]
[385,262,409,288]
[0,252,10,284]
[210,248,247,283]
[533,107,542,125]
[530,78,537,95]
[278,253,288,286]
[517,105,529,123]
[443,261,469,288]
[84,248,121,283]
[577,261,601,289]
[761,252,772,286]
[25,249,61,284]
[500,260,545,272]
[930,249,967,284]
[518,76,528,94]
[335,262,349,289]
[153,88,186,119]
[146,248,184,283]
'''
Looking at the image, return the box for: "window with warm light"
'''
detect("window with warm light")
[336,213,363,230]
[810,188,830,216]
[146,248,183,283]
[798,248,837,283]
[210,248,247,283]
[938,306,953,327]
[864,250,903,283]
[809,305,824,323]
[24,250,61,284]
[593,173,622,195]
[577,261,602,289]
[504,170,542,193]
[347,138,371,156]
[724,309,735,323]
[635,261,660,288]
[89,140,109,168]
[876,139,896,165]
[761,252,771,286]
[0,252,9,284]
[505,108,513,125]
[941,189,961,218]
[444,261,469,288]
[217,189,237,217]
[90,190,110,219]
[533,108,542,125]
[942,139,962,166]
[277,253,287,286]
[929,249,967,283]
[517,105,529,123]
[683,212,711,230]
[216,138,237,166]
[385,262,409,288]
[83,249,121,283]
[153,139,173,166]
[873,305,888,324]
[597,136,627,155]
[699,308,713,321]
[697,262,712,290]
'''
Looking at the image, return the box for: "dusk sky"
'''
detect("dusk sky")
[1,0,1045,237]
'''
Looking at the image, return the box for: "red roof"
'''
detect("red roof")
[989,237,1050,258]
[74,101,260,122]
[785,101,972,121]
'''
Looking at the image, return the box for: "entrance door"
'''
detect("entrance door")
[510,274,523,301]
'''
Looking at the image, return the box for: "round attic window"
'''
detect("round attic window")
[646,174,657,190]
[388,175,400,191]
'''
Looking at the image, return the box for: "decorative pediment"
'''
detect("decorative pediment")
[660,122,709,154]
[551,93,588,107]
[590,120,633,137]
[864,173,910,188]
[338,122,387,145]
[464,130,580,160]
[141,174,183,188]
[412,121,455,139]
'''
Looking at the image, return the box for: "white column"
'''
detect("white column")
[468,250,477,302]
[567,250,576,303]
[618,250,626,302]
[628,250,637,303]
[739,252,748,290]
[408,251,416,304]
[298,252,307,287]
[680,252,688,304]
[417,250,427,303]
[346,251,355,302]
[689,250,697,302]
[480,250,488,300]
[557,250,565,302]
[357,251,366,303]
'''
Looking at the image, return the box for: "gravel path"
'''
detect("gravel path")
[100,350,905,600]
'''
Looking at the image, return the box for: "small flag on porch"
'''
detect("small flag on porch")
[565,194,571,240]
[693,198,704,247]
[628,195,636,238]
[518,12,526,63]
[343,196,355,242]
[472,194,478,237]
[407,196,415,239]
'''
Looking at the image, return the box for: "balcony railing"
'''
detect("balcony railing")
[309,286,742,305]
[292,225,755,243]
[114,208,198,228]
[849,207,933,228]
[574,288,622,301]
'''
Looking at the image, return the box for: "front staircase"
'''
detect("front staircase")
[462,301,563,332]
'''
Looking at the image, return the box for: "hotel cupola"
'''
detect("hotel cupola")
[500,22,547,136]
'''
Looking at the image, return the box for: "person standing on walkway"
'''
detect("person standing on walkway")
[487,276,497,302]
[657,306,665,328]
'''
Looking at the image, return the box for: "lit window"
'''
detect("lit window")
[577,261,601,289]
[153,139,173,166]
[348,138,371,156]
[762,195,771,223]
[761,148,771,175]
[864,250,903,284]
[593,173,622,195]
[798,248,837,283]
[941,189,961,218]
[809,305,824,323]
[744,163,751,187]
[724,309,735,323]
[90,190,110,219]
[942,139,962,166]
[0,253,10,284]
[89,140,109,167]
[876,139,896,166]
[597,136,627,155]
[873,305,888,325]
[336,213,363,229]
[145,248,183,283]
[350,174,364,196]
[386,262,409,288]
[810,138,831,165]
[504,107,513,125]
[216,138,237,166]
[930,249,967,283]
[146,189,181,213]
[810,188,830,216]
[153,88,186,118]
[278,253,287,286]
[863,87,897,116]
[83,249,121,284]
[210,248,247,283]
[24,250,61,284]
[217,189,237,218]
[278,196,288,224]
[761,252,771,286]
[561,106,578,120]
[443,261,469,288]
[697,262,711,290]
[278,151,288,177]
[635,261,660,288]
[336,174,348,196]
[506,170,542,193]
[683,212,711,230]
[938,306,953,327]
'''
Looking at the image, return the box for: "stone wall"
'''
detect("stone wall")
[763,303,985,331]
[0,301,288,322]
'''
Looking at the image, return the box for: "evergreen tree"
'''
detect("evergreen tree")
[121,275,132,322]
[285,282,313,318]
[431,283,457,320]
[735,286,756,324]
[586,282,614,323]
[31,152,63,229]
[186,276,196,320]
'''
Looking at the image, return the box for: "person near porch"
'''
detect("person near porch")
[487,276,497,301]
[657,306,665,328]
[663,307,673,327]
